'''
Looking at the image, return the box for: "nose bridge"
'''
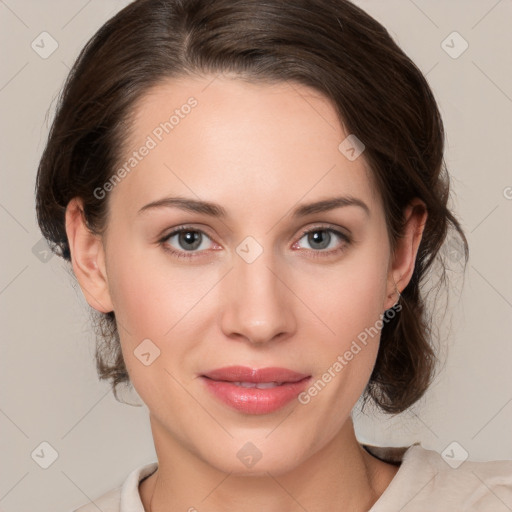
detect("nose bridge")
[221,241,295,343]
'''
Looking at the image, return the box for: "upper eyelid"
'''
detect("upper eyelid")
[297,224,349,237]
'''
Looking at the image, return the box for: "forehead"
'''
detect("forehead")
[109,75,381,219]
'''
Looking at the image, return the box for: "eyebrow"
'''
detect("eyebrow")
[137,195,370,218]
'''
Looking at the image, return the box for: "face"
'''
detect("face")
[68,74,423,476]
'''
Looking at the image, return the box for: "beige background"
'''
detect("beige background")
[0,1,511,511]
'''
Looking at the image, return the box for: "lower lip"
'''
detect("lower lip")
[201,377,311,415]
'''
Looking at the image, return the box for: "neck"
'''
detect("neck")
[140,416,399,512]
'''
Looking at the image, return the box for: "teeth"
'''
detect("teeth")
[232,381,281,389]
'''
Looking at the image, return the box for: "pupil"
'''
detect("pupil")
[309,230,329,250]
[180,231,201,250]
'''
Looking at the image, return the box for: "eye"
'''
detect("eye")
[292,226,351,258]
[158,224,351,261]
[159,226,216,260]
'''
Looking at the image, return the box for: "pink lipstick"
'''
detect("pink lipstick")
[201,366,311,415]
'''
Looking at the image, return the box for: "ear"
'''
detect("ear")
[65,197,114,313]
[384,198,428,311]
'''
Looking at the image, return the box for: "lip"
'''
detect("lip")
[203,366,309,383]
[201,366,311,415]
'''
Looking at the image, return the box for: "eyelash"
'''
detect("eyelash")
[158,225,351,261]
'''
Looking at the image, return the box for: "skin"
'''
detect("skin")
[65,74,428,511]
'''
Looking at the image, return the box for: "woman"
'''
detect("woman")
[35,0,512,510]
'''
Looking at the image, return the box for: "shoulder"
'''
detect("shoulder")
[367,443,512,512]
[73,486,121,512]
[71,461,158,512]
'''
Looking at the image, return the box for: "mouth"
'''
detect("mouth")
[200,366,311,414]
[219,381,290,389]
[202,365,310,383]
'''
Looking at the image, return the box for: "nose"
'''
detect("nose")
[220,248,296,345]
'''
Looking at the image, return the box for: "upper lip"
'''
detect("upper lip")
[202,366,310,383]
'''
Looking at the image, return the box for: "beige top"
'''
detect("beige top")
[72,443,512,511]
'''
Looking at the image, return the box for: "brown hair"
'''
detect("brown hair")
[35,0,468,414]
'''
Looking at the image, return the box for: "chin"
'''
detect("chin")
[198,435,309,477]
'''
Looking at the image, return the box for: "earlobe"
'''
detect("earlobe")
[65,197,114,313]
[385,198,428,310]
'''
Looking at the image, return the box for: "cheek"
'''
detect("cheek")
[105,251,185,402]
[104,244,217,380]
[107,255,162,339]
[306,244,388,350]
[294,239,388,408]
[106,241,203,339]
[295,261,387,431]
